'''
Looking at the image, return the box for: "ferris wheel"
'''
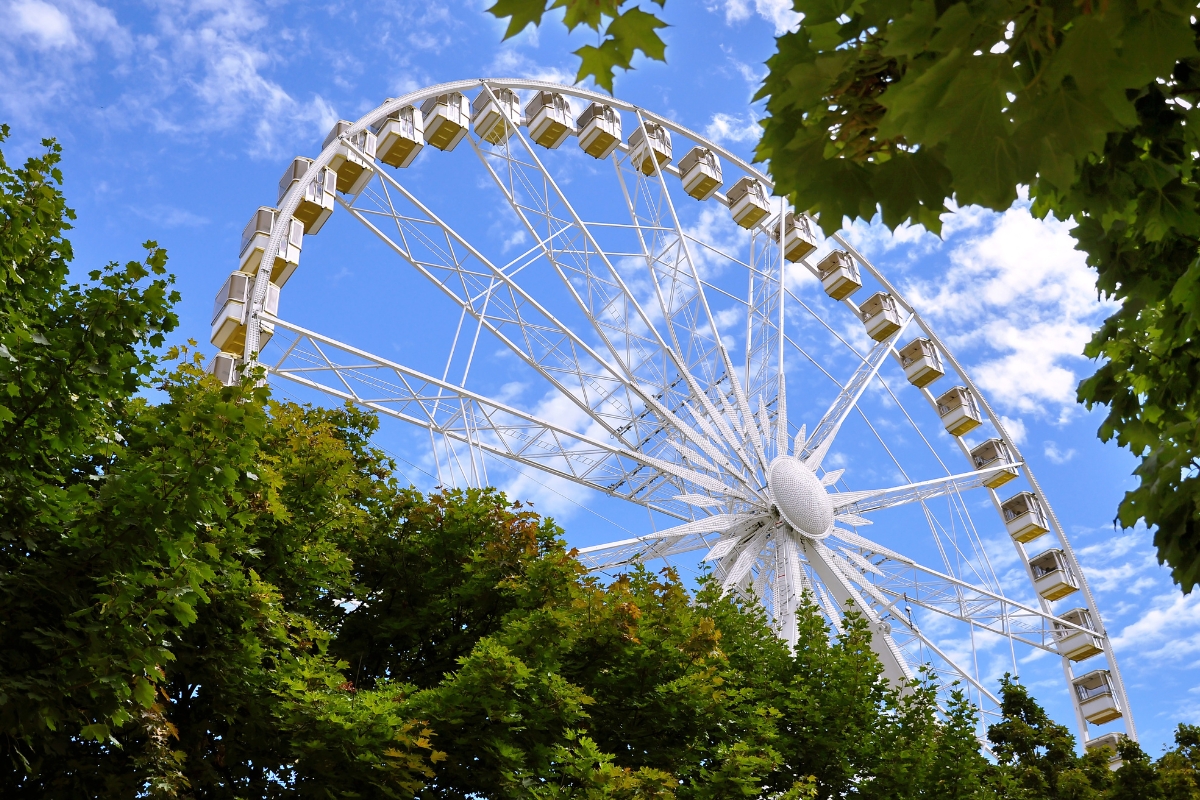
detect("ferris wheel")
[207,78,1135,751]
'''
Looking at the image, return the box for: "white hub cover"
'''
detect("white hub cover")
[768,457,833,539]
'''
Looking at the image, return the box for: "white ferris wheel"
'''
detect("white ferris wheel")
[207,78,1135,751]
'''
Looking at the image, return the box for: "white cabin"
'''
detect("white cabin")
[278,157,335,235]
[206,352,238,386]
[1054,607,1105,662]
[1029,548,1080,601]
[727,177,770,229]
[1001,491,1050,543]
[816,250,861,300]
[679,146,722,200]
[525,92,575,149]
[323,120,377,195]
[935,386,982,436]
[898,337,944,388]
[207,352,239,386]
[969,438,1018,488]
[1073,670,1123,725]
[211,271,279,354]
[860,291,902,341]
[775,212,818,263]
[1085,733,1124,769]
[239,206,304,287]
[375,104,424,168]
[472,87,522,145]
[421,93,470,151]
[577,103,622,159]
[629,121,673,175]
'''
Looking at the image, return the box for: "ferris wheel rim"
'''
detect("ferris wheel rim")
[228,77,1135,746]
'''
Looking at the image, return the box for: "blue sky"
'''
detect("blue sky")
[3,0,1196,754]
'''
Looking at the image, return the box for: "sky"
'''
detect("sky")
[2,0,1196,755]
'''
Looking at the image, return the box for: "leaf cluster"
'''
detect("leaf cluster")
[487,0,668,91]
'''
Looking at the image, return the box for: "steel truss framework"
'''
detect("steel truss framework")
[236,78,1136,746]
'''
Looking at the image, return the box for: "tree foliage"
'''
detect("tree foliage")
[487,0,669,91]
[488,0,1200,593]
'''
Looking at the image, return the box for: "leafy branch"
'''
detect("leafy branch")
[488,0,669,92]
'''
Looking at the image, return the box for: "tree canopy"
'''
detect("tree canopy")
[486,0,1200,593]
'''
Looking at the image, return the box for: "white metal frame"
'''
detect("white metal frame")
[231,78,1135,746]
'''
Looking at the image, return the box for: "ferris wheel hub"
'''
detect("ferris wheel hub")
[768,457,834,540]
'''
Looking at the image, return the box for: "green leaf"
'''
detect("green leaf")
[132,677,156,707]
[605,6,669,64]
[487,0,551,39]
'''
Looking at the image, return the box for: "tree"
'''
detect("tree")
[486,0,1200,593]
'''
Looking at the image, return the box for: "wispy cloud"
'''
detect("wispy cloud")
[707,0,801,34]
[704,112,761,145]
[1,0,339,157]
[901,205,1112,419]
[1043,440,1075,464]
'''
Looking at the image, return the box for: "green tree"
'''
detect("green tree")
[487,0,1200,593]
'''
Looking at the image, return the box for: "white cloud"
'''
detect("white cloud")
[0,0,336,157]
[10,0,75,48]
[0,0,131,122]
[709,0,801,34]
[704,112,761,145]
[902,205,1112,418]
[1112,591,1200,659]
[489,46,574,87]
[1043,440,1075,464]
[999,415,1026,445]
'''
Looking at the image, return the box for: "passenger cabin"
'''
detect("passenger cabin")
[1054,607,1105,662]
[211,271,279,354]
[679,146,722,200]
[727,177,770,229]
[278,157,335,234]
[239,206,304,287]
[577,102,622,159]
[1029,549,1080,601]
[374,104,424,168]
[1002,491,1050,543]
[1073,670,1123,725]
[935,386,982,436]
[207,352,239,387]
[421,93,470,151]
[817,250,861,300]
[525,91,574,149]
[472,87,522,145]
[629,121,672,175]
[860,291,902,341]
[969,438,1018,488]
[898,337,944,388]
[323,120,377,195]
[1085,733,1124,770]
[775,212,818,262]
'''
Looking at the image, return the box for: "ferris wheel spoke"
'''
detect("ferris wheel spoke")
[745,224,787,461]
[828,528,1093,653]
[797,315,914,470]
[829,465,1026,517]
[815,545,1003,708]
[263,318,759,515]
[613,117,767,481]
[800,538,914,685]
[576,530,729,571]
[461,102,759,487]
[344,166,659,451]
